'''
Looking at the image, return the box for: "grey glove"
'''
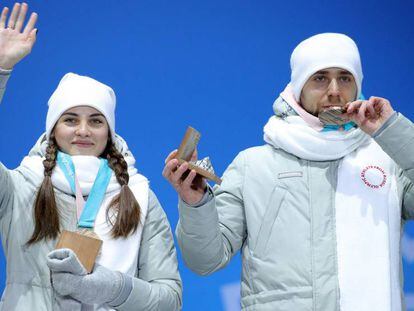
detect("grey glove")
[47,248,132,307]
[47,249,84,310]
[54,294,82,311]
[47,248,87,275]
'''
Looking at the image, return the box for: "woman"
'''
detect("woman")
[0,3,182,310]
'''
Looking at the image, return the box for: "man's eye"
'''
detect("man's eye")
[340,76,352,82]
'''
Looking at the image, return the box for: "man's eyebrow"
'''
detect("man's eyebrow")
[312,70,353,75]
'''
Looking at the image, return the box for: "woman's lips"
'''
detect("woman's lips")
[72,141,94,148]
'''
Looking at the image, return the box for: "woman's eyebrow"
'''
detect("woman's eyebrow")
[61,112,105,117]
[61,112,78,117]
[90,113,105,118]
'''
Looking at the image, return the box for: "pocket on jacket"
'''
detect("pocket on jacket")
[253,185,287,257]
[241,286,313,310]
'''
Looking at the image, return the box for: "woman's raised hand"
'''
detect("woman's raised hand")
[0,3,38,70]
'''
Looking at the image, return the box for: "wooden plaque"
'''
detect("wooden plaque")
[176,159,222,184]
[175,126,222,184]
[176,126,201,161]
[55,230,102,273]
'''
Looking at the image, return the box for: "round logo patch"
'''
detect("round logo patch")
[360,165,387,189]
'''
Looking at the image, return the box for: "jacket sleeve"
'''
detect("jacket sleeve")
[373,113,414,219]
[0,85,4,103]
[176,152,247,275]
[0,69,11,103]
[115,189,182,311]
[0,72,18,229]
[0,163,15,221]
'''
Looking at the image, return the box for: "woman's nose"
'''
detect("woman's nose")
[75,121,90,137]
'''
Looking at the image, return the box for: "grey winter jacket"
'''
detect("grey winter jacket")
[0,76,182,310]
[176,113,414,311]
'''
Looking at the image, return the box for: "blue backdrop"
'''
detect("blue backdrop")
[0,1,413,310]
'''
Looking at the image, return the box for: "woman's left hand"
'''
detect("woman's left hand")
[47,248,126,306]
[345,96,395,135]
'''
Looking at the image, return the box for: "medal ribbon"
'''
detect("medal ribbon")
[57,152,112,229]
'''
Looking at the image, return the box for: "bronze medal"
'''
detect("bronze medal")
[318,106,347,125]
[55,229,103,273]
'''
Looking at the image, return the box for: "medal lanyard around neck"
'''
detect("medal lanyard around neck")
[57,152,112,229]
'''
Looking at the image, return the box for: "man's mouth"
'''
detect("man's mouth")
[318,106,349,125]
[321,105,345,110]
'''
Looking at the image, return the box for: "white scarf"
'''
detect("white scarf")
[263,115,401,311]
[335,140,401,311]
[263,115,370,161]
[19,134,149,277]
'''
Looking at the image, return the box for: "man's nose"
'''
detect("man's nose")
[327,79,340,96]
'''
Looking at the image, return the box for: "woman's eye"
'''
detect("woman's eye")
[90,119,103,125]
[314,75,326,82]
[64,118,76,124]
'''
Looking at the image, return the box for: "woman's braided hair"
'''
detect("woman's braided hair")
[28,136,141,244]
[105,141,141,238]
[27,137,60,244]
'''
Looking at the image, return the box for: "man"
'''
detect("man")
[163,33,414,310]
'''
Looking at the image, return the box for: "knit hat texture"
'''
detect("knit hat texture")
[46,73,116,141]
[290,33,363,102]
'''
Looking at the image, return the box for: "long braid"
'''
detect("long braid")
[106,143,141,238]
[107,143,129,186]
[27,138,60,244]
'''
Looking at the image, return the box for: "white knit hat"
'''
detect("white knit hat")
[46,73,116,141]
[290,33,363,102]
